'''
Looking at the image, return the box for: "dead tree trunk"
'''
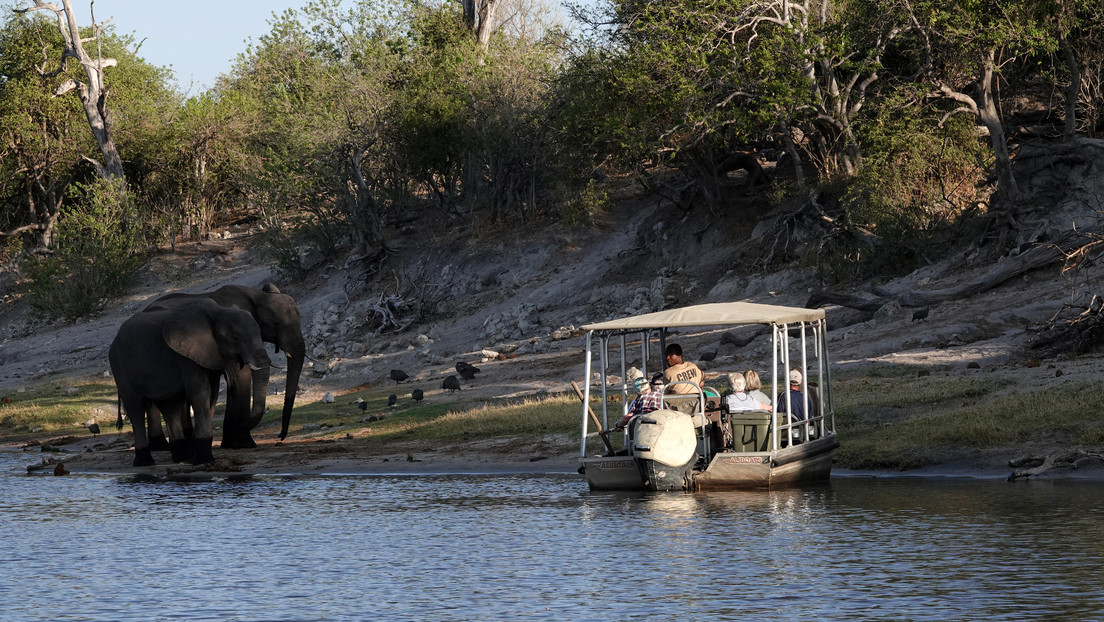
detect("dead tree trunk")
[15,0,124,180]
[1008,451,1104,481]
[806,228,1104,311]
[461,0,497,66]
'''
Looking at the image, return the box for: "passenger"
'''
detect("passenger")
[662,344,704,394]
[743,369,772,407]
[776,368,807,444]
[615,372,666,429]
[725,373,770,412]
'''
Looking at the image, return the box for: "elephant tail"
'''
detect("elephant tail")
[115,398,124,431]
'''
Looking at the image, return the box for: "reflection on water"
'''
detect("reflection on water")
[2,449,1103,621]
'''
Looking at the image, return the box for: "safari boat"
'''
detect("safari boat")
[577,302,839,491]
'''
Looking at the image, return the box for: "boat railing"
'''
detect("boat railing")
[661,380,710,458]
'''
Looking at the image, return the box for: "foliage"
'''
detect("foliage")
[557,178,610,229]
[23,178,145,319]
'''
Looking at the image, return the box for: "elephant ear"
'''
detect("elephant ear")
[163,306,222,370]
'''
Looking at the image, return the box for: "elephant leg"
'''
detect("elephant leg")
[146,405,171,452]
[187,374,217,465]
[191,436,215,465]
[156,399,191,463]
[123,397,154,467]
[222,367,257,450]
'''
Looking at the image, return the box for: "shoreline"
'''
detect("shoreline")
[8,434,1104,483]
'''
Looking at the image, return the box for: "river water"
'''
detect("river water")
[2,450,1103,621]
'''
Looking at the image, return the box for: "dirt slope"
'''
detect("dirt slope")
[2,170,1103,475]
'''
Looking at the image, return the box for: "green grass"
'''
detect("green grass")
[235,386,585,450]
[831,366,1104,470]
[0,377,585,450]
[0,377,118,437]
[6,365,1104,473]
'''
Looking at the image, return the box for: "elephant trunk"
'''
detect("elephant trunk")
[247,361,270,430]
[279,346,304,440]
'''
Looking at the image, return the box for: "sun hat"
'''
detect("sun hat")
[789,369,802,384]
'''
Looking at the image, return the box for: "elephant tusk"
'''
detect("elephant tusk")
[249,363,266,372]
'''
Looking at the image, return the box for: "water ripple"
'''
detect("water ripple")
[2,451,1103,620]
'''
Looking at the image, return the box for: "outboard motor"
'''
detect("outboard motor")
[631,409,698,491]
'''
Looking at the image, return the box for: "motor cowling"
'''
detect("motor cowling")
[630,409,698,491]
[632,409,697,468]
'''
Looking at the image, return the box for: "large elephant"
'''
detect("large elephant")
[109,298,272,466]
[146,283,305,447]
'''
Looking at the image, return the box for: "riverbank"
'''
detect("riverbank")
[3,167,1104,481]
[11,427,581,478]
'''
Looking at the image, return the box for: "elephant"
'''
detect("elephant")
[109,298,272,466]
[144,283,305,448]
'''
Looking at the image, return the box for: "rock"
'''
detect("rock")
[321,392,335,403]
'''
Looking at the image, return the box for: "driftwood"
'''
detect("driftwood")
[806,227,1104,311]
[1030,294,1104,358]
[1007,451,1104,481]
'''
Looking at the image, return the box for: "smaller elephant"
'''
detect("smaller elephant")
[110,298,271,466]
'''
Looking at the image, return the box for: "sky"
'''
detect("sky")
[64,0,587,94]
[71,1,304,93]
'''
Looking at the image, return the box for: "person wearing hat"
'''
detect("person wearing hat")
[615,372,666,429]
[777,368,808,444]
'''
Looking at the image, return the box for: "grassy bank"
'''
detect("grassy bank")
[4,365,1103,471]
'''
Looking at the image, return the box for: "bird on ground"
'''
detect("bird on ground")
[911,306,930,322]
[411,388,424,402]
[699,348,718,362]
[388,394,397,409]
[356,398,368,411]
[86,422,101,436]
[389,369,409,384]
[456,362,480,379]
[442,375,462,393]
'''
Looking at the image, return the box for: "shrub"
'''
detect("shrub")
[24,179,145,320]
[558,178,611,229]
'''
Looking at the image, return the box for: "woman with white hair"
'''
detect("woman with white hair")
[725,373,770,412]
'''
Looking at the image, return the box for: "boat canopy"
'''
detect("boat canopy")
[582,301,824,333]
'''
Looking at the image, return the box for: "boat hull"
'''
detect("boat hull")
[581,434,839,491]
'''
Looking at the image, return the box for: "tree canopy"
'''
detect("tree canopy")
[2,0,1102,318]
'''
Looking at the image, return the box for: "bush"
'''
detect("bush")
[558,179,611,229]
[24,179,145,320]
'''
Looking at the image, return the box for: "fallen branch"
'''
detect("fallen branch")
[807,227,1104,311]
[1007,450,1104,481]
[1030,294,1104,357]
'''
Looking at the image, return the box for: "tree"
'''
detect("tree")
[891,0,1065,230]
[461,0,498,65]
[14,0,123,179]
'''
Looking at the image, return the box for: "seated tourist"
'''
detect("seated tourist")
[615,372,665,429]
[743,369,772,407]
[725,373,771,412]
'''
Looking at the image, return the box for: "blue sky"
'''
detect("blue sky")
[71,1,302,93]
[69,0,587,95]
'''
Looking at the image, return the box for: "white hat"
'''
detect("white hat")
[789,369,802,384]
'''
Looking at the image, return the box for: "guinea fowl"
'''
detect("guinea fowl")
[389,369,409,383]
[456,362,480,381]
[442,375,462,393]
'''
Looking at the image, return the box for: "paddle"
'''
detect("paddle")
[570,380,616,454]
